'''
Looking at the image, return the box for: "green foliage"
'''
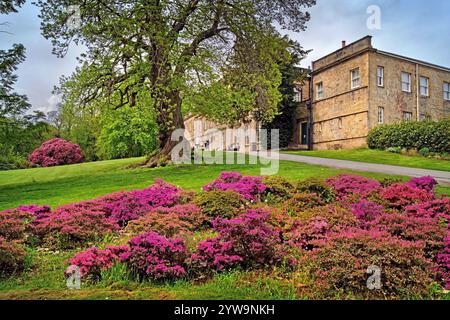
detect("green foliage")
[0,25,53,165]
[262,176,295,204]
[0,111,54,167]
[0,43,29,118]
[386,146,401,154]
[0,147,29,170]
[295,178,336,203]
[261,52,308,149]
[367,119,450,154]
[0,239,27,278]
[283,192,325,216]
[194,190,247,219]
[98,102,158,160]
[0,0,25,14]
[56,73,158,161]
[419,147,431,157]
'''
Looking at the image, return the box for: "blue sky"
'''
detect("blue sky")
[1,0,449,112]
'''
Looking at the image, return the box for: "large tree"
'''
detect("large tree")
[36,0,315,166]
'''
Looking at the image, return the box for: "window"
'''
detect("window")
[444,82,450,101]
[377,66,384,87]
[316,82,324,100]
[351,68,360,89]
[420,77,429,96]
[401,72,411,92]
[403,112,413,122]
[377,107,384,124]
[338,117,343,129]
[293,87,302,102]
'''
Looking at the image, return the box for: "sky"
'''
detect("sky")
[1,0,449,113]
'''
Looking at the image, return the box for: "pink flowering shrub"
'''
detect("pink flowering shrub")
[368,213,447,258]
[189,238,243,272]
[16,205,51,216]
[65,245,129,281]
[306,229,434,299]
[405,197,450,221]
[33,206,120,249]
[326,174,381,200]
[203,172,266,201]
[122,232,187,280]
[407,176,438,193]
[2,171,448,295]
[380,183,434,209]
[189,208,289,273]
[351,199,384,223]
[0,209,35,241]
[285,217,329,251]
[102,179,185,226]
[0,237,27,278]
[28,138,84,167]
[125,212,193,238]
[436,236,450,289]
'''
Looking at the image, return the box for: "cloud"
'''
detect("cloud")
[40,94,61,113]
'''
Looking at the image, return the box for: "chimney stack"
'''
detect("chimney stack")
[342,40,346,48]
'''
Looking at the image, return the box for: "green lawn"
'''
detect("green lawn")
[283,148,450,172]
[1,156,449,300]
[5,154,445,211]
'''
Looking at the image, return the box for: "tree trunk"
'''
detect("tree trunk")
[144,90,186,168]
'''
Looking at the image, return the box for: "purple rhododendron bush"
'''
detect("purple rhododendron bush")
[28,138,84,167]
[1,173,450,299]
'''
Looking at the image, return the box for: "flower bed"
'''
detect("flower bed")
[3,172,450,298]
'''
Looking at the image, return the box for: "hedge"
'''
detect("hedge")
[367,119,450,153]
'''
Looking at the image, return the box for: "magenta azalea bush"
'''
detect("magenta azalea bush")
[351,199,384,223]
[0,237,27,278]
[4,172,450,297]
[436,236,450,290]
[380,183,434,209]
[28,138,84,167]
[33,206,120,249]
[308,228,434,298]
[405,197,450,221]
[203,172,266,201]
[407,176,438,193]
[189,208,290,273]
[122,232,187,280]
[66,245,129,281]
[326,174,381,200]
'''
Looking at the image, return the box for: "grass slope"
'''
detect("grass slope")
[283,149,450,172]
[3,155,440,211]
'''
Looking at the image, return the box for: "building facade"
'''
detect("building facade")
[185,36,450,151]
[297,36,450,150]
[184,115,261,153]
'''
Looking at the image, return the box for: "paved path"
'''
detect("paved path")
[259,152,450,185]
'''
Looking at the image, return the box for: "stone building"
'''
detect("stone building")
[185,36,450,151]
[294,35,450,150]
[184,115,261,153]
